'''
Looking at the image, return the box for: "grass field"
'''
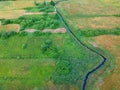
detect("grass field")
[0,0,120,90]
[0,0,53,19]
[0,24,20,32]
[94,35,120,90]
[55,0,120,90]
[0,32,103,90]
[56,0,120,29]
[0,59,55,90]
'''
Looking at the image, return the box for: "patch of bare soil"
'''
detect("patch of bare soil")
[23,12,43,15]
[23,12,56,15]
[42,28,66,33]
[89,42,98,47]
[24,28,66,33]
[0,24,20,32]
[24,29,37,33]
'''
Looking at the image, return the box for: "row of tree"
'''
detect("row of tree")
[77,28,120,37]
[1,14,61,31]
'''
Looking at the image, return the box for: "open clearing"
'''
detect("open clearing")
[0,0,53,19]
[55,0,120,89]
[0,0,120,90]
[93,35,120,90]
[56,0,120,29]
[0,32,103,90]
[95,35,120,90]
[0,24,20,32]
[71,16,120,29]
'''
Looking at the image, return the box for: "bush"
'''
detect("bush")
[7,31,17,36]
[1,31,9,39]
[2,19,11,25]
[19,31,28,36]
[77,28,120,37]
[41,43,49,53]
[22,44,27,49]
[41,39,53,53]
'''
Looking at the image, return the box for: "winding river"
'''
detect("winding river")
[53,1,107,90]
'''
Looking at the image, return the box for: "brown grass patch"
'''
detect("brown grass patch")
[0,10,25,19]
[74,17,120,29]
[0,24,20,32]
[57,0,120,29]
[0,1,34,10]
[94,35,120,90]
[42,28,66,33]
[0,0,52,19]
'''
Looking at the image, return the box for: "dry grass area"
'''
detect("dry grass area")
[0,24,20,32]
[0,1,35,10]
[73,17,120,29]
[93,35,120,90]
[99,0,120,8]
[46,81,79,90]
[24,28,66,33]
[42,28,66,33]
[57,0,120,15]
[0,10,25,19]
[56,0,120,29]
[0,0,51,19]
[0,0,51,10]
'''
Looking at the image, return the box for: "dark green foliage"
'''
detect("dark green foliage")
[1,14,62,31]
[41,39,53,53]
[25,2,54,13]
[50,0,55,6]
[56,60,71,75]
[7,31,17,36]
[19,31,28,36]
[2,19,11,25]
[1,31,9,39]
[0,31,17,39]
[34,0,39,6]
[32,31,45,36]
[22,44,27,49]
[45,39,52,45]
[76,28,120,37]
[114,14,120,17]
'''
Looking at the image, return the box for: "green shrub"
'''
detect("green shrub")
[7,31,17,36]
[77,28,120,37]
[41,43,49,53]
[19,31,28,36]
[1,14,62,31]
[1,31,9,39]
[22,44,27,49]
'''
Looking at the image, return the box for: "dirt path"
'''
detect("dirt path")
[24,28,66,33]
[23,12,56,15]
[42,28,66,33]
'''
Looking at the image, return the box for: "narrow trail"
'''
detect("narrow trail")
[53,1,107,90]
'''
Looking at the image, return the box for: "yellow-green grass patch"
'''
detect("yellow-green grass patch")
[0,10,25,19]
[0,59,55,90]
[56,0,120,29]
[94,35,120,90]
[99,0,120,8]
[72,17,120,29]
[0,24,20,32]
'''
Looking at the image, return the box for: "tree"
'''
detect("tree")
[22,44,27,49]
[34,0,39,6]
[44,0,47,6]
[41,43,49,53]
[41,39,52,53]
[50,0,55,6]
[1,31,9,39]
